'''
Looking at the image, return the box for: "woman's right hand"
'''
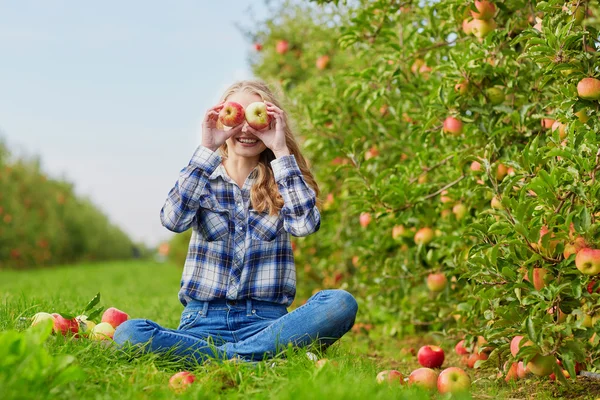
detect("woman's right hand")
[201,103,244,152]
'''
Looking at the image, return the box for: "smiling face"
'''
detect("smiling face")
[223,91,268,159]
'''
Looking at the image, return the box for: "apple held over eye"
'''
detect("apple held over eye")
[245,102,271,130]
[437,367,471,394]
[169,371,196,393]
[376,370,404,384]
[101,307,129,329]
[408,368,438,390]
[426,273,447,292]
[90,322,116,341]
[577,77,600,100]
[218,101,245,127]
[576,248,600,275]
[417,345,445,368]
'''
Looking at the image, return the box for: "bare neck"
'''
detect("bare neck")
[223,153,260,188]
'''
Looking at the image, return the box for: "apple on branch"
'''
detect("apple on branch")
[576,248,600,275]
[276,40,289,54]
[414,227,434,245]
[443,116,463,135]
[359,212,371,228]
[470,1,496,20]
[426,273,447,292]
[577,77,600,100]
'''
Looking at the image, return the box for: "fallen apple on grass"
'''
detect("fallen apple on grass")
[376,370,404,384]
[76,315,97,335]
[31,312,55,327]
[90,322,116,341]
[408,367,438,390]
[169,371,196,393]
[101,307,129,329]
[437,367,471,394]
[52,313,79,336]
[455,339,469,355]
[417,345,445,368]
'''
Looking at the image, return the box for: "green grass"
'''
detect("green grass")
[1,261,599,399]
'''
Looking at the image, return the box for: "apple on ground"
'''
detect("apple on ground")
[503,362,519,382]
[576,248,600,275]
[414,227,434,245]
[52,313,79,336]
[417,345,445,368]
[218,102,245,127]
[101,307,129,329]
[316,358,339,369]
[466,351,488,368]
[526,354,556,376]
[245,102,271,130]
[76,315,97,335]
[31,312,55,327]
[169,371,196,393]
[517,361,531,379]
[359,212,372,228]
[275,40,289,54]
[577,77,600,100]
[455,339,469,355]
[443,116,463,135]
[90,322,116,341]
[426,273,447,292]
[408,368,438,390]
[437,367,471,394]
[376,370,404,384]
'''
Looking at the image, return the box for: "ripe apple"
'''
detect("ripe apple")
[541,118,555,129]
[218,101,245,127]
[101,307,129,329]
[496,163,508,181]
[452,203,468,220]
[376,369,404,384]
[437,367,471,394]
[517,361,531,378]
[575,109,590,123]
[526,354,555,377]
[169,371,196,393]
[490,196,503,210]
[470,18,497,38]
[576,248,600,275]
[276,40,289,54]
[52,313,79,336]
[455,340,469,355]
[31,312,55,328]
[426,273,447,292]
[577,77,600,100]
[462,19,474,35]
[455,81,469,95]
[90,322,116,341]
[359,212,372,228]
[532,268,549,291]
[408,368,438,390]
[470,1,496,20]
[417,345,445,368]
[245,102,271,130]
[443,116,463,135]
[504,362,519,382]
[414,227,434,245]
[510,336,524,357]
[588,280,600,294]
[76,315,97,335]
[486,87,506,105]
[466,351,488,368]
[392,225,405,240]
[551,121,567,139]
[253,43,263,51]
[365,146,379,160]
[316,55,330,70]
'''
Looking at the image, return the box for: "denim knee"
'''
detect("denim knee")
[113,319,154,346]
[321,289,358,325]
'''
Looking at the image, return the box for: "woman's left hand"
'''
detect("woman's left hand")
[246,101,290,157]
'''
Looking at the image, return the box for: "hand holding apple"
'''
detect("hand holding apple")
[245,101,289,158]
[202,103,245,152]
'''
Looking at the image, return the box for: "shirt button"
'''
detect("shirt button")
[238,226,243,231]
[237,202,242,207]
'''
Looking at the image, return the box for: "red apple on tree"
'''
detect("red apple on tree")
[101,307,129,329]
[426,273,447,292]
[316,55,330,70]
[470,160,481,171]
[253,43,263,51]
[455,81,469,95]
[577,77,600,100]
[276,40,289,54]
[169,371,196,393]
[532,268,549,291]
[576,248,600,275]
[359,212,372,228]
[443,116,463,135]
[437,367,471,394]
[417,345,445,368]
[414,227,434,245]
[408,368,438,390]
[218,102,245,127]
[245,102,271,130]
[470,1,496,20]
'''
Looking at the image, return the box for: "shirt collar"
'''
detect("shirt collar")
[209,163,259,185]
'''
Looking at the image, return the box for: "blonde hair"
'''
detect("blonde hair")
[217,80,320,215]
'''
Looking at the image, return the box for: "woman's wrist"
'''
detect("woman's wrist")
[273,147,290,158]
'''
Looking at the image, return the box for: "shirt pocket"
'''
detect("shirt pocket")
[248,210,283,242]
[196,207,230,242]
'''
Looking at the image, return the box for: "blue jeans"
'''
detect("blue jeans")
[113,289,358,362]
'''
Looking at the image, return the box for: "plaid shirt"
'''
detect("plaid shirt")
[160,145,320,307]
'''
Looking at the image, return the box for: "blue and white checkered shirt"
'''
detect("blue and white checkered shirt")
[160,145,320,307]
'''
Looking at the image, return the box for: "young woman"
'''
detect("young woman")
[114,80,358,363]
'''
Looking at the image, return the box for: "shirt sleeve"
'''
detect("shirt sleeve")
[270,155,321,237]
[160,146,222,233]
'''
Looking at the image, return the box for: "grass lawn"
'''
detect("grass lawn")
[1,260,599,399]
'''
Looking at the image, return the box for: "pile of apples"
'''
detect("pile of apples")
[30,307,129,340]
[376,345,471,394]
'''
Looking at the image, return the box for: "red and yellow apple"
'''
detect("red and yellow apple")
[245,102,271,130]
[577,77,600,100]
[359,212,372,228]
[437,367,471,394]
[90,322,116,341]
[426,273,447,292]
[169,371,196,393]
[417,345,445,368]
[218,102,245,127]
[470,1,496,20]
[101,307,129,329]
[414,227,434,245]
[376,370,404,384]
[576,248,600,275]
[443,116,463,135]
[408,367,438,390]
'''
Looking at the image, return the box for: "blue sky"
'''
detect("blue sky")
[0,1,269,246]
